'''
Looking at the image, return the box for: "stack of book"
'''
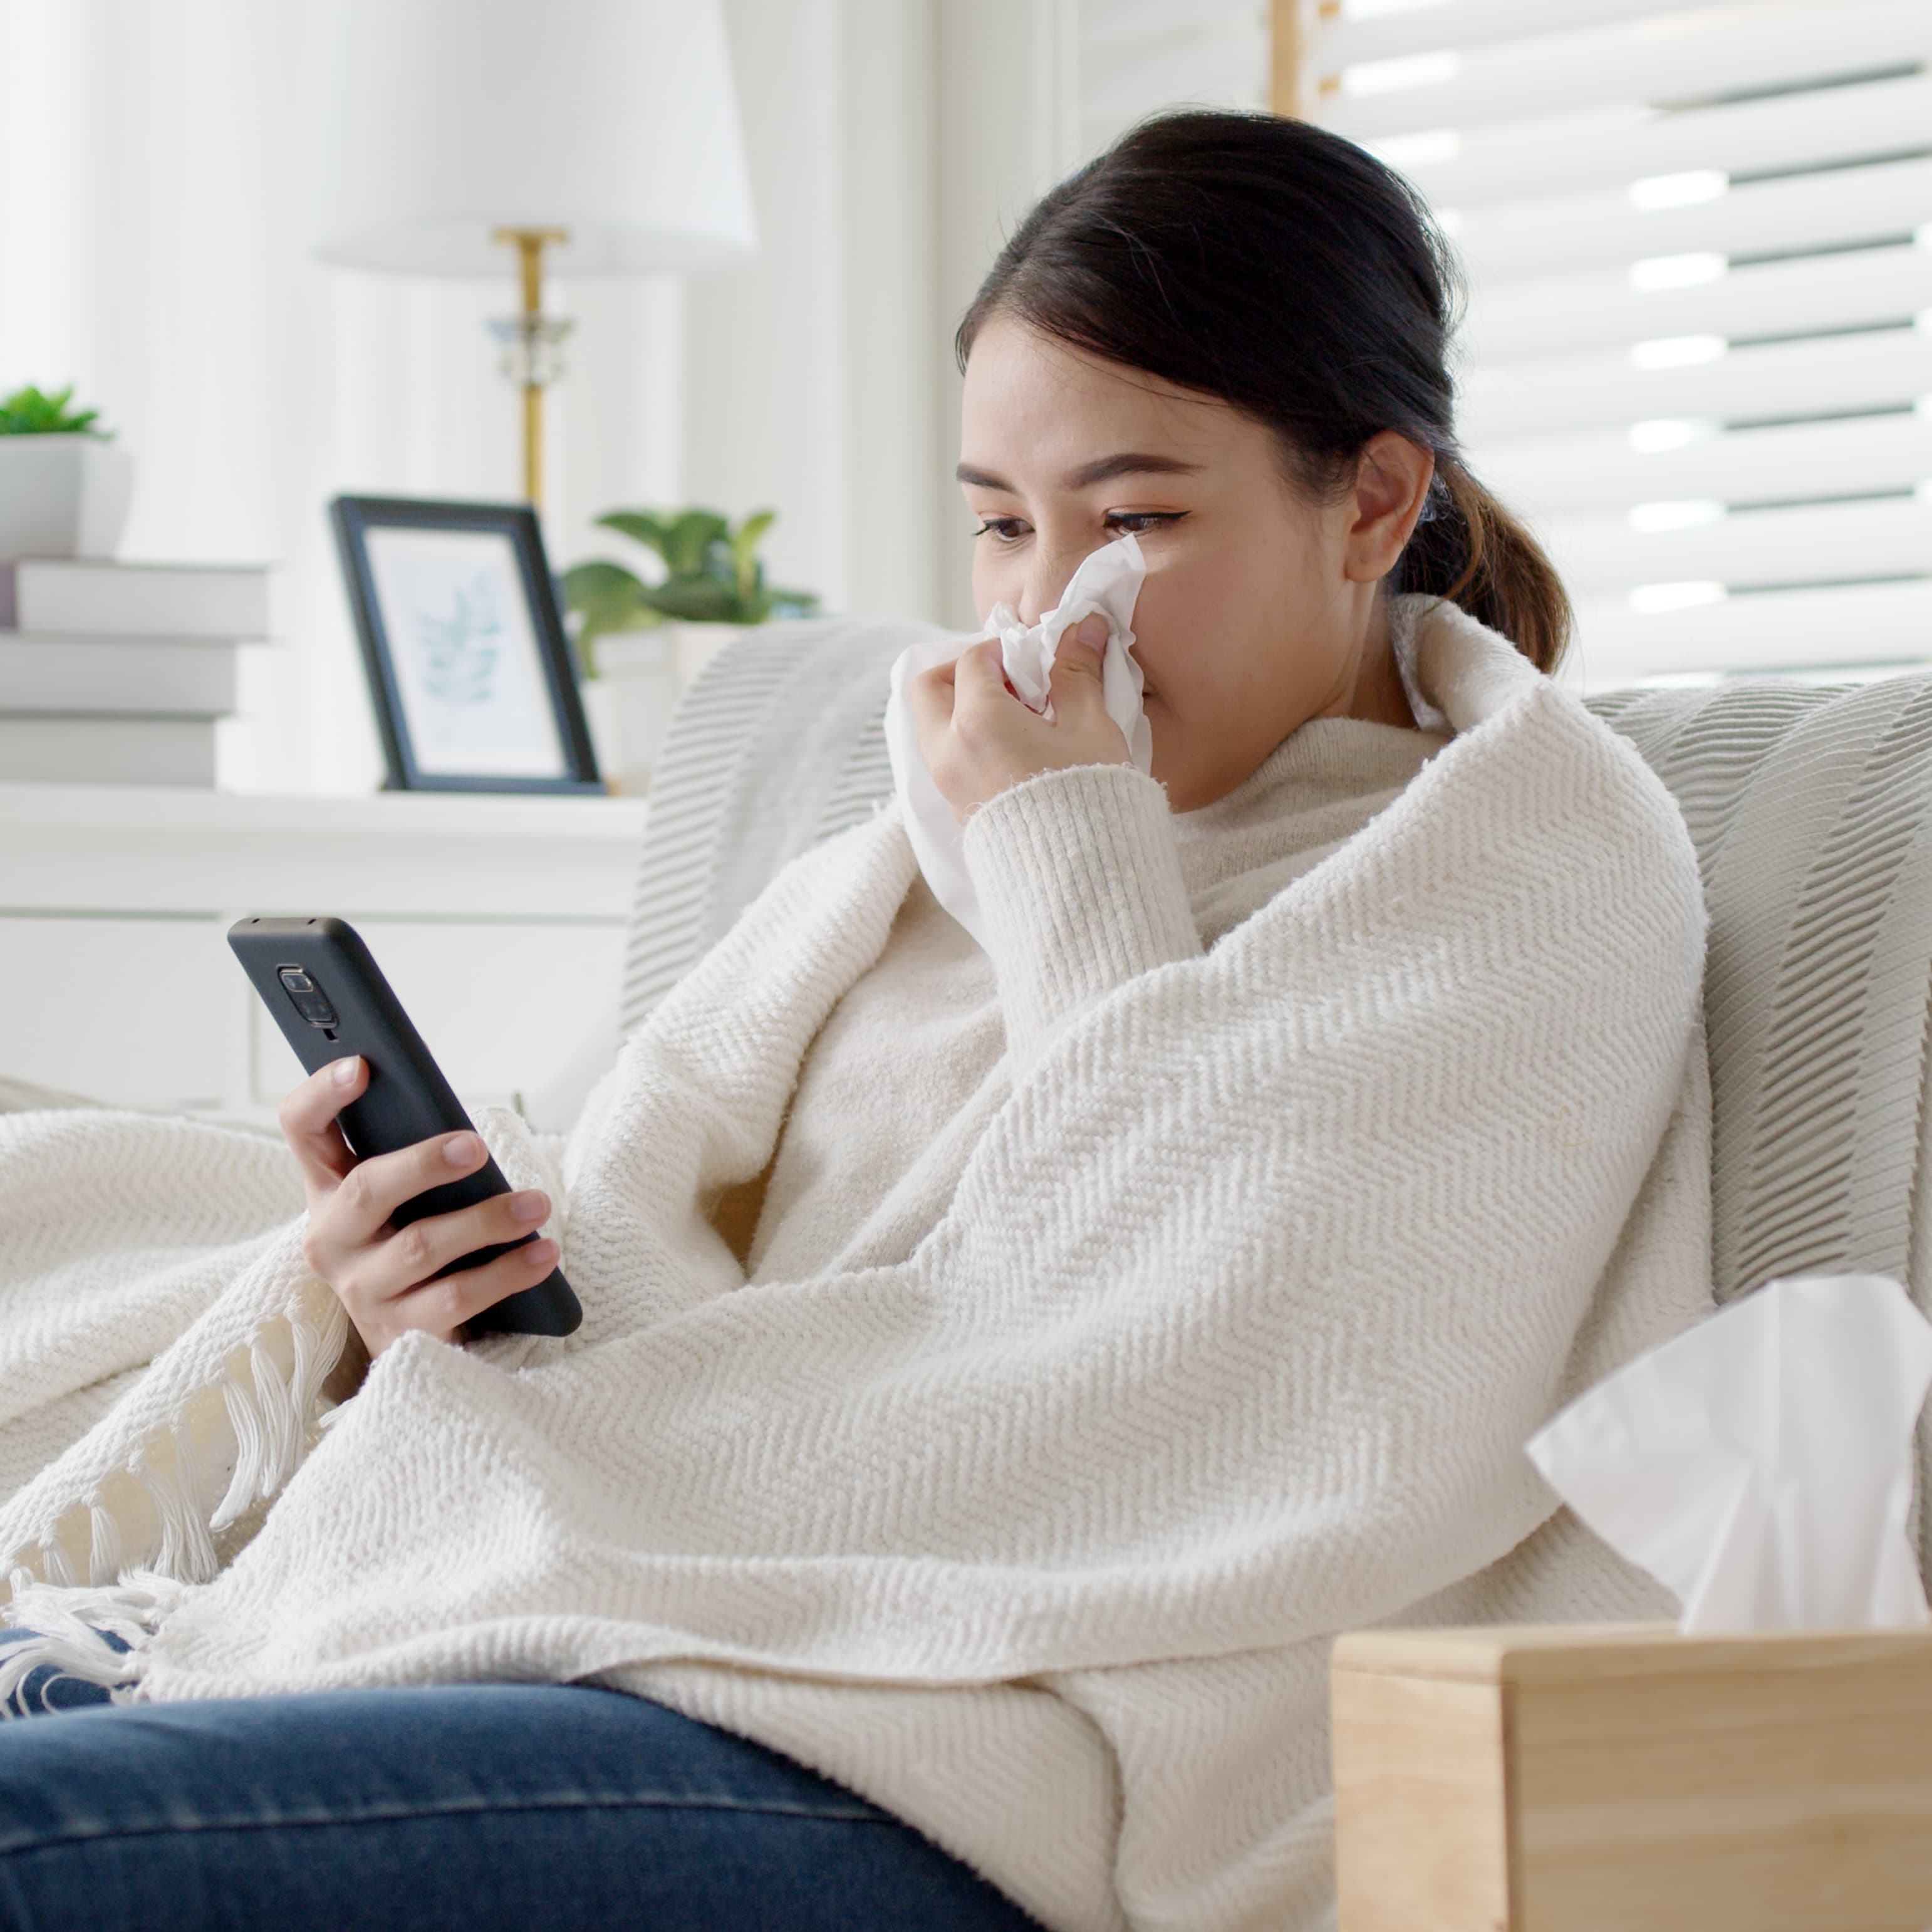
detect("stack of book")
[0,559,272,785]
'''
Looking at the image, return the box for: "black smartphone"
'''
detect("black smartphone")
[229,915,581,1338]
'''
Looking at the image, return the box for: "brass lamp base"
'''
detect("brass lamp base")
[489,227,572,509]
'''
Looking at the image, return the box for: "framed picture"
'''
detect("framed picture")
[330,496,603,794]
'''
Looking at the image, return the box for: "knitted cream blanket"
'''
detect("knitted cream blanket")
[0,611,1710,1932]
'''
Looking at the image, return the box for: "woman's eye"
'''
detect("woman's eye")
[1106,511,1183,536]
[973,517,1029,544]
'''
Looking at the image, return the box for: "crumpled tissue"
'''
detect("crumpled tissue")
[1527,1274,1932,1633]
[883,534,1149,948]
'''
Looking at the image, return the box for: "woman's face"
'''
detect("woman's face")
[958,316,1433,811]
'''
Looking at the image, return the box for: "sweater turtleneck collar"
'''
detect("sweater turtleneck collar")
[1176,706,1446,846]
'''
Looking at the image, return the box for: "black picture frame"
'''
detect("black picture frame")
[330,494,603,794]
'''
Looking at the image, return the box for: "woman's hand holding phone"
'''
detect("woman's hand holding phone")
[279,1055,559,1366]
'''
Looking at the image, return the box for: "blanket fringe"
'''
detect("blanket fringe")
[0,1569,184,1716]
[12,1292,348,1596]
[86,1495,122,1586]
[215,1358,269,1532]
[169,1421,220,1581]
[209,1332,313,1532]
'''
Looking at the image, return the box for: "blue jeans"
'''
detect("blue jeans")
[0,1637,1038,1931]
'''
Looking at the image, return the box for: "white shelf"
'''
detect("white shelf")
[0,784,649,1125]
[0,783,649,920]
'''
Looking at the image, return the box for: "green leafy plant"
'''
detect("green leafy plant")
[563,507,818,668]
[0,383,110,437]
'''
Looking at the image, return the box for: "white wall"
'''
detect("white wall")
[683,0,943,627]
[0,0,1081,787]
[0,0,696,792]
[934,0,1087,628]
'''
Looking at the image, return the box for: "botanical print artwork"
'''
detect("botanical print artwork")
[363,526,568,779]
[417,575,504,710]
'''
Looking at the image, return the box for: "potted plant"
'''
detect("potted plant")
[0,384,135,565]
[562,507,818,793]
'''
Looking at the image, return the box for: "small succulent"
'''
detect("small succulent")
[563,507,818,669]
[0,383,111,437]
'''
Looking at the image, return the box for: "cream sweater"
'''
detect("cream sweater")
[0,602,1713,1932]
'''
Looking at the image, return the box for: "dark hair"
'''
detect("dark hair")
[957,111,1571,673]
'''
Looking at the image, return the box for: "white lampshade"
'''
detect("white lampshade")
[303,0,757,277]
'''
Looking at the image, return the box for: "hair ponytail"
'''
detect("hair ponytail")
[959,110,1572,675]
[1401,461,1572,674]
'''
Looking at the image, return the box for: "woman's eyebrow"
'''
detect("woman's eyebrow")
[1065,452,1202,488]
[955,454,1203,491]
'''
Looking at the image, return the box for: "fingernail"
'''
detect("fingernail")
[331,1057,360,1088]
[526,1239,558,1268]
[510,1190,549,1224]
[1075,615,1108,648]
[444,1133,483,1167]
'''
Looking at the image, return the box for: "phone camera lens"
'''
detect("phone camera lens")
[278,967,340,1029]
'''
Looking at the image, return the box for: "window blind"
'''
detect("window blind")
[1077,0,1932,685]
[1312,0,1932,683]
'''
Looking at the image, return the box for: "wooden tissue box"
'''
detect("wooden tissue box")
[1331,1623,1932,1932]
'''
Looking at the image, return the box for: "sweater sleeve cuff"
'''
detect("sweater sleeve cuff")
[962,762,1202,1062]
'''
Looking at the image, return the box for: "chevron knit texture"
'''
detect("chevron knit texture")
[0,605,1709,1931]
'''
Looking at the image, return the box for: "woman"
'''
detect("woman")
[0,112,1708,1931]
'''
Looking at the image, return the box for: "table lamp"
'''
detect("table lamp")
[303,0,757,509]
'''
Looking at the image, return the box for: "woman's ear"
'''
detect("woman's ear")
[1343,432,1435,583]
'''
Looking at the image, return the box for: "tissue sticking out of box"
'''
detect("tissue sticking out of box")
[1527,1275,1932,1634]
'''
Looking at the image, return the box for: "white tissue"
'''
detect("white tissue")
[1527,1274,1932,1633]
[884,534,1150,947]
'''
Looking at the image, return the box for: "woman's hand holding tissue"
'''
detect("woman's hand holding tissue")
[883,533,1150,940]
[905,613,1131,823]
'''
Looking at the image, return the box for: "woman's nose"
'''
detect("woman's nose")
[1017,553,1081,628]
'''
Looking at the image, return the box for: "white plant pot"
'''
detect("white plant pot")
[0,435,135,564]
[668,620,743,690]
[580,623,744,796]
